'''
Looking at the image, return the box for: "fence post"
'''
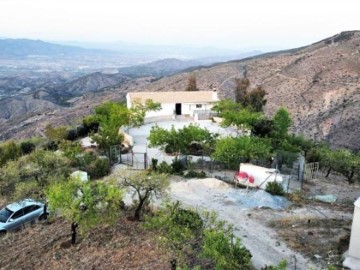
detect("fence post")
[144,153,147,170]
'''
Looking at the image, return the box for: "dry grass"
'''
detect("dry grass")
[268,216,351,267]
[0,216,173,270]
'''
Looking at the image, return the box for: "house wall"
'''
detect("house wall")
[146,103,175,118]
[126,92,215,119]
[146,102,214,118]
[349,198,360,259]
[183,103,213,116]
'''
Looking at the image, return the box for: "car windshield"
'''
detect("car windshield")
[0,207,13,222]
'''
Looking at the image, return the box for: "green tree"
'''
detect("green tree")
[121,171,170,220]
[322,149,360,183]
[272,107,292,139]
[148,124,217,155]
[247,85,267,112]
[221,108,262,132]
[212,99,242,116]
[89,101,160,157]
[185,74,198,91]
[234,77,250,105]
[212,99,261,132]
[212,136,272,168]
[46,178,123,244]
[251,118,274,138]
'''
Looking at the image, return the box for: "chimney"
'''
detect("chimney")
[212,87,218,101]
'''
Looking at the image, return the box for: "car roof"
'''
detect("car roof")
[6,199,43,212]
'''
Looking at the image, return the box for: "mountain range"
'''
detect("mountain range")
[0,32,359,150]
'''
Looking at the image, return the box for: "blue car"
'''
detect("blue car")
[0,199,47,236]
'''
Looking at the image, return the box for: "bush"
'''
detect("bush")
[151,158,158,171]
[43,140,59,151]
[184,170,206,178]
[86,157,111,179]
[0,140,21,166]
[202,228,252,269]
[65,128,78,141]
[171,159,184,174]
[20,141,36,155]
[13,180,42,201]
[157,161,172,174]
[0,150,71,197]
[265,181,285,196]
[171,208,203,231]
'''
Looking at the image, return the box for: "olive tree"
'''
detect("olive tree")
[46,178,123,244]
[120,171,170,220]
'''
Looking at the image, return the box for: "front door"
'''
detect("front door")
[175,103,182,115]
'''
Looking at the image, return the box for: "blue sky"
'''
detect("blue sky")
[0,0,359,50]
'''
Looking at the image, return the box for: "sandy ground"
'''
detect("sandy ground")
[168,177,314,269]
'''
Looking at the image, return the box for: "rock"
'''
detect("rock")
[53,252,61,260]
[309,194,337,203]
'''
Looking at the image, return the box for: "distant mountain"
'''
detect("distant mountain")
[58,40,263,60]
[0,38,109,58]
[118,58,202,78]
[50,72,130,96]
[3,32,359,150]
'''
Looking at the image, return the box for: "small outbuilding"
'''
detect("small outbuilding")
[126,90,219,122]
[343,196,360,269]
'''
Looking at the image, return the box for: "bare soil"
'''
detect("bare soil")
[0,216,172,270]
[167,172,359,270]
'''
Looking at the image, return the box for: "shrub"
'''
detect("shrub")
[265,260,287,270]
[265,181,285,196]
[13,180,42,201]
[171,208,203,231]
[171,159,184,174]
[65,128,78,141]
[0,140,21,166]
[157,161,172,174]
[20,141,36,155]
[43,140,59,151]
[86,157,111,179]
[151,158,158,171]
[184,170,207,178]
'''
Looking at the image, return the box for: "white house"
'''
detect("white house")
[126,90,219,121]
[343,196,360,269]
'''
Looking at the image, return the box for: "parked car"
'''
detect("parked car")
[0,199,47,236]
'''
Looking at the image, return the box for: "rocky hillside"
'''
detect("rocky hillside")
[136,31,360,150]
[1,31,359,150]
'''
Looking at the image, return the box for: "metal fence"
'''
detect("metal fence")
[120,151,148,170]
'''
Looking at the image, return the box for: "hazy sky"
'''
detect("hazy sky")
[0,0,359,50]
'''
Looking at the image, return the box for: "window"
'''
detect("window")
[196,104,202,108]
[0,208,13,222]
[24,205,41,215]
[11,209,24,220]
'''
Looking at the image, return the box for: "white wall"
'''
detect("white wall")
[349,198,360,259]
[146,103,175,118]
[183,103,213,116]
[145,102,214,118]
